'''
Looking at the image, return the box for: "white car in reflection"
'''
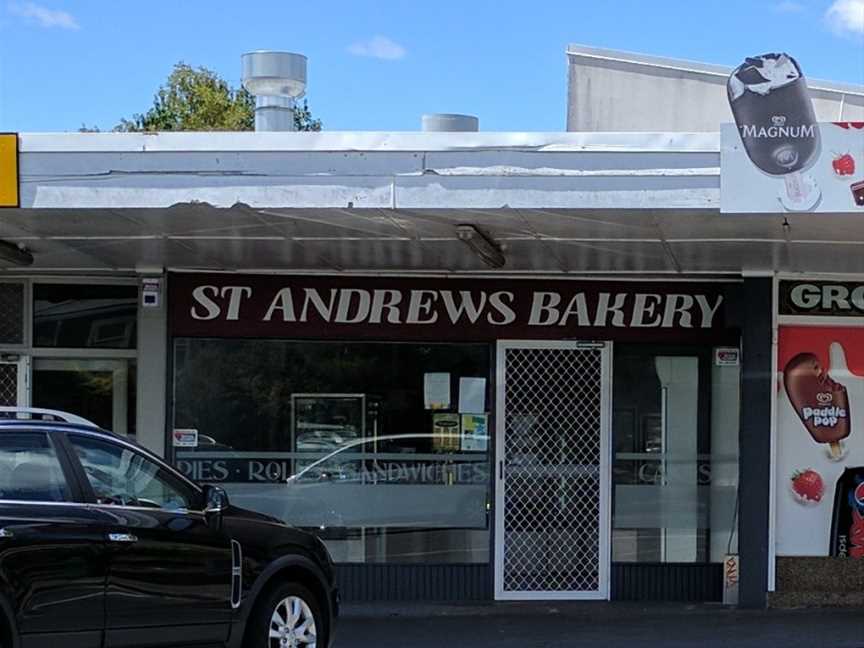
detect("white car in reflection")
[231,433,491,530]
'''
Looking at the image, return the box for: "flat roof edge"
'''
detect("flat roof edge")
[17,131,722,153]
[565,43,864,97]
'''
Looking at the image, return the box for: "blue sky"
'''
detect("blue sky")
[0,0,862,132]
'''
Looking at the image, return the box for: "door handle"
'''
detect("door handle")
[108,533,138,543]
[0,528,12,539]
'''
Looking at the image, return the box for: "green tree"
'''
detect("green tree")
[115,62,321,132]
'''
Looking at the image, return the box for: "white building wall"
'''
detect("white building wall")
[567,45,864,132]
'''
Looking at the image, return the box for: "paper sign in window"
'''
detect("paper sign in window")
[458,377,486,413]
[424,372,451,410]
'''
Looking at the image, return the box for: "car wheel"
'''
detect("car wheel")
[247,582,324,648]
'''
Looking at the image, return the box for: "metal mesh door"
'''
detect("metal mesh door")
[0,361,22,406]
[495,342,610,599]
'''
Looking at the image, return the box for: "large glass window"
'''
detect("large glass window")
[33,284,137,349]
[173,339,492,563]
[0,432,70,502]
[611,346,740,563]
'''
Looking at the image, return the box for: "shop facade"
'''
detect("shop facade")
[770,278,864,606]
[1,125,789,607]
[164,272,747,602]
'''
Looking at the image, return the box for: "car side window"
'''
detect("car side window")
[0,432,70,502]
[68,435,194,511]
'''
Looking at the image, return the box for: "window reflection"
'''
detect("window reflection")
[173,339,492,563]
[612,347,740,563]
[34,284,137,349]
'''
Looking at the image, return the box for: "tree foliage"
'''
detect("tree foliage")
[115,62,321,132]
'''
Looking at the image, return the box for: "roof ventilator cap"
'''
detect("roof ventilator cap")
[241,51,307,132]
[421,113,479,132]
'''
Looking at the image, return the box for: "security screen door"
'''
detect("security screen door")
[495,341,611,600]
[0,356,29,407]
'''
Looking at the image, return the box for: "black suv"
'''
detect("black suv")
[0,408,338,648]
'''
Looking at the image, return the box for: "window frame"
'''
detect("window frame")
[32,281,139,351]
[60,431,203,512]
[0,428,85,504]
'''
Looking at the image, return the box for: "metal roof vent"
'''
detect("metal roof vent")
[421,113,479,132]
[241,51,307,132]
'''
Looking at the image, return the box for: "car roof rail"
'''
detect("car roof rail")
[0,407,99,428]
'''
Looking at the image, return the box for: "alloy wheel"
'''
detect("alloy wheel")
[269,595,317,648]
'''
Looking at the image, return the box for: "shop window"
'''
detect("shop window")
[0,282,24,345]
[173,339,492,564]
[33,284,137,349]
[611,346,739,563]
[32,358,137,436]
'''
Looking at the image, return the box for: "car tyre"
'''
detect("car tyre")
[246,582,325,648]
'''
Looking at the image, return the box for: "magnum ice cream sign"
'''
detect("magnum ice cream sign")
[727,53,821,211]
[722,58,864,214]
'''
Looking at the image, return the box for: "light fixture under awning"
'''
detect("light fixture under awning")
[456,224,505,269]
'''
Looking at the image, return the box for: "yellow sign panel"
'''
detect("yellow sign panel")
[0,133,19,208]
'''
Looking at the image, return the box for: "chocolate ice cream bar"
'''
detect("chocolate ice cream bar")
[783,352,850,456]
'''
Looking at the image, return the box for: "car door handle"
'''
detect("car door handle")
[0,528,12,539]
[108,533,138,543]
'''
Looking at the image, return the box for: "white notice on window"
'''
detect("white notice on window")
[424,372,451,410]
[458,377,486,414]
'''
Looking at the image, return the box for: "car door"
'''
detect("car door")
[0,428,107,648]
[62,432,233,648]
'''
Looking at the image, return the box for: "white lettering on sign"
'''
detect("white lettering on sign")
[789,283,820,310]
[801,405,847,427]
[369,289,403,324]
[787,282,864,314]
[191,285,221,320]
[695,294,724,329]
[528,292,561,326]
[558,293,591,327]
[741,124,816,139]
[190,285,252,320]
[594,292,627,327]
[264,288,296,322]
[631,294,663,327]
[188,285,726,329]
[440,290,487,324]
[221,286,252,321]
[662,294,695,328]
[406,290,439,324]
[301,288,337,321]
[335,289,372,324]
[487,291,516,325]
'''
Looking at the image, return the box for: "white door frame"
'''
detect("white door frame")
[494,339,613,600]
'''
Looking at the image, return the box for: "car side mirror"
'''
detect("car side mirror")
[203,485,229,515]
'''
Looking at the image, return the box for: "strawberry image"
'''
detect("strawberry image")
[790,468,824,505]
[832,153,855,176]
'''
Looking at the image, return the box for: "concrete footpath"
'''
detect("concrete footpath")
[336,602,864,647]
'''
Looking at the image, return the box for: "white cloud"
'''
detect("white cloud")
[774,1,804,12]
[825,0,864,34]
[8,2,79,29]
[348,36,406,60]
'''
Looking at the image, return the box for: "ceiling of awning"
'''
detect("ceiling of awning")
[2,204,863,275]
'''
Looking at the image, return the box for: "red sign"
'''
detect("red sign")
[169,274,737,343]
